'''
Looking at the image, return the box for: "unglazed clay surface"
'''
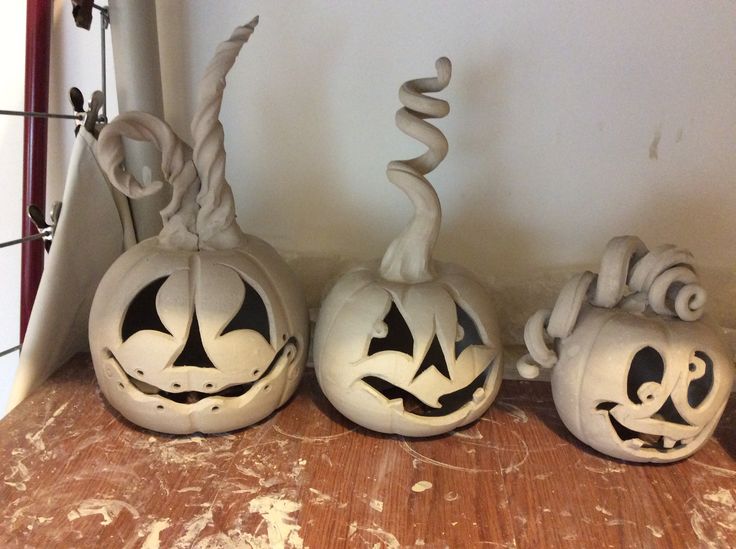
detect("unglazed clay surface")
[518,236,734,462]
[90,18,309,434]
[314,58,502,437]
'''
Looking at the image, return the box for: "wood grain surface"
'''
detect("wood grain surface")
[1,354,734,548]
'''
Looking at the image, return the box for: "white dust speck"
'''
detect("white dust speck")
[444,491,459,502]
[595,505,613,516]
[411,481,433,493]
[498,402,528,423]
[308,488,333,505]
[348,523,400,548]
[703,488,735,507]
[25,402,69,452]
[141,518,171,549]
[173,508,213,548]
[176,487,202,493]
[67,499,139,526]
[370,499,383,512]
[646,525,664,538]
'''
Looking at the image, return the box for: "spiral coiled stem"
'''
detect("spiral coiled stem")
[191,17,258,249]
[516,236,707,379]
[380,57,452,283]
[97,112,200,250]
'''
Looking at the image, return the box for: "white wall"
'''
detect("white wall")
[154,0,736,341]
[0,2,26,411]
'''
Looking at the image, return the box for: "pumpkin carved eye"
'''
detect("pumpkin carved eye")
[367,302,413,356]
[121,278,172,341]
[455,304,483,357]
[687,351,713,408]
[221,279,271,341]
[627,347,665,404]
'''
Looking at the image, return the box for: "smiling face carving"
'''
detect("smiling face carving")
[89,239,308,434]
[552,305,733,462]
[314,264,502,437]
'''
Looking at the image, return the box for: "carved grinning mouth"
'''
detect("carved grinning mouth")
[115,338,296,404]
[361,367,489,417]
[595,399,695,452]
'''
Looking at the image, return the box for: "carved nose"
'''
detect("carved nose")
[413,335,451,381]
[173,311,215,368]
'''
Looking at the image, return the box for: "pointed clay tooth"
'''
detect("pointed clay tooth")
[625,438,645,449]
[663,437,677,449]
[388,399,405,412]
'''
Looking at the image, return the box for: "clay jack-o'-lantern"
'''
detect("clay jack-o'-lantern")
[517,236,734,462]
[90,18,309,434]
[314,58,503,437]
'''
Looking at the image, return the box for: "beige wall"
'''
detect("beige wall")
[154,0,736,344]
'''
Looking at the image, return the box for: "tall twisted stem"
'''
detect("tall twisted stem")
[191,17,259,249]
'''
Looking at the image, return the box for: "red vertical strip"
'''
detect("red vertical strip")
[20,0,53,341]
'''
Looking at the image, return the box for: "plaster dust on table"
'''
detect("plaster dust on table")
[25,401,69,453]
[689,459,736,478]
[451,425,484,440]
[131,435,237,467]
[140,518,172,549]
[173,507,214,549]
[411,481,433,493]
[272,423,356,443]
[496,401,529,423]
[247,495,303,549]
[66,498,140,526]
[4,456,30,491]
[347,521,401,549]
[369,498,384,512]
[500,431,530,474]
[688,488,736,548]
[399,439,495,474]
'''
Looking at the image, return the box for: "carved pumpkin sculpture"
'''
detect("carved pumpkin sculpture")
[518,236,734,462]
[90,18,309,434]
[314,58,502,437]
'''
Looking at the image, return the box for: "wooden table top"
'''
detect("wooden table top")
[1,354,734,548]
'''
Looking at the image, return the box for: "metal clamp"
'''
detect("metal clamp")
[0,202,62,252]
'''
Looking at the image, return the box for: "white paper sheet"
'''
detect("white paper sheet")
[8,127,135,410]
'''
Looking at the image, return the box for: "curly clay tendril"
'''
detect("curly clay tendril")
[190,17,259,249]
[97,111,200,250]
[516,236,707,379]
[380,57,452,284]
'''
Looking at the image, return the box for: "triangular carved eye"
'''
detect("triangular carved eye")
[220,280,271,343]
[121,278,172,341]
[368,302,414,356]
[455,304,483,358]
